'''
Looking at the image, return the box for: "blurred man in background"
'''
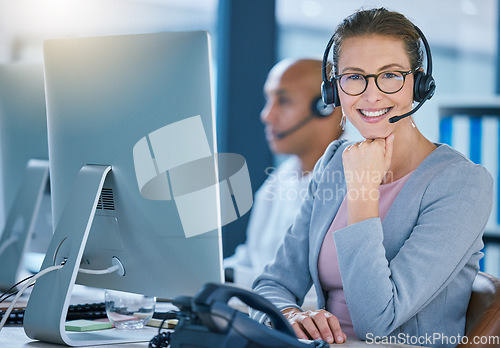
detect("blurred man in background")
[224,58,344,288]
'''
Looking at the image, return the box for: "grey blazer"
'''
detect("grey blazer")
[252,140,493,347]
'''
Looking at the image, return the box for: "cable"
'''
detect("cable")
[0,261,119,306]
[78,264,120,275]
[0,236,17,257]
[149,311,178,348]
[149,331,172,348]
[0,264,63,332]
[0,262,119,308]
[0,262,119,330]
[0,283,34,305]
[0,274,35,304]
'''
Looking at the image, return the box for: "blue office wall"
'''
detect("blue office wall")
[217,0,276,257]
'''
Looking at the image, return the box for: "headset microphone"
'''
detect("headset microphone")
[388,83,436,123]
[275,114,315,140]
[274,96,334,140]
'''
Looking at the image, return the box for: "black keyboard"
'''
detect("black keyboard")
[66,302,107,321]
[0,302,107,325]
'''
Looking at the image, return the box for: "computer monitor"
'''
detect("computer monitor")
[24,31,224,346]
[0,63,52,290]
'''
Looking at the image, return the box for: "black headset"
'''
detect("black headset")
[321,25,436,123]
[274,95,334,140]
[311,95,334,117]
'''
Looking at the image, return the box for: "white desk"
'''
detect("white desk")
[1,286,424,348]
[0,326,424,348]
[0,326,155,347]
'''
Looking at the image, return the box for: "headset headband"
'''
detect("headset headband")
[321,23,436,123]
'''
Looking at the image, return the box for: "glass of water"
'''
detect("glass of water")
[104,289,156,330]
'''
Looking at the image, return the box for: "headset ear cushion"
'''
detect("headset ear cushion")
[422,74,435,100]
[321,80,334,105]
[321,78,341,107]
[311,96,334,117]
[413,70,425,102]
[332,78,341,107]
[413,71,435,102]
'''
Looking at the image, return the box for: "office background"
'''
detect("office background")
[0,0,499,275]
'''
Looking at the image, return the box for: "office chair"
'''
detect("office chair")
[456,271,500,348]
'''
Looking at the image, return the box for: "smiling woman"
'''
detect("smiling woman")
[251,7,494,348]
[337,35,417,140]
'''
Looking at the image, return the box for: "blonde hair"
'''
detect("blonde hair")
[331,7,423,77]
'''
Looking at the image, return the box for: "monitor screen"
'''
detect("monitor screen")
[0,63,52,288]
[0,64,49,218]
[24,31,224,345]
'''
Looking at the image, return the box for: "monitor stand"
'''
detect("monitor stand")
[0,159,49,291]
[23,165,153,346]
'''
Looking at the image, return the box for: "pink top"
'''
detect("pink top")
[317,171,413,338]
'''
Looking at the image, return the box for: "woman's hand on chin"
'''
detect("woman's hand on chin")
[342,134,394,224]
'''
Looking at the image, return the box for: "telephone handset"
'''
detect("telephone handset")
[165,282,328,348]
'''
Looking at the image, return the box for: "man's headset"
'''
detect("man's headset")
[321,25,436,123]
[275,96,334,140]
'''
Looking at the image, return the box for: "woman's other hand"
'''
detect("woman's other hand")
[342,134,394,224]
[282,307,347,344]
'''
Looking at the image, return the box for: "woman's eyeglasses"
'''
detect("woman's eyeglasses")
[334,69,417,96]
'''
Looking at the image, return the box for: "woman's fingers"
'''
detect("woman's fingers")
[324,312,346,343]
[303,310,345,344]
[290,320,309,340]
[384,134,395,172]
[300,315,324,341]
[343,136,395,186]
[283,309,346,344]
[284,310,312,340]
